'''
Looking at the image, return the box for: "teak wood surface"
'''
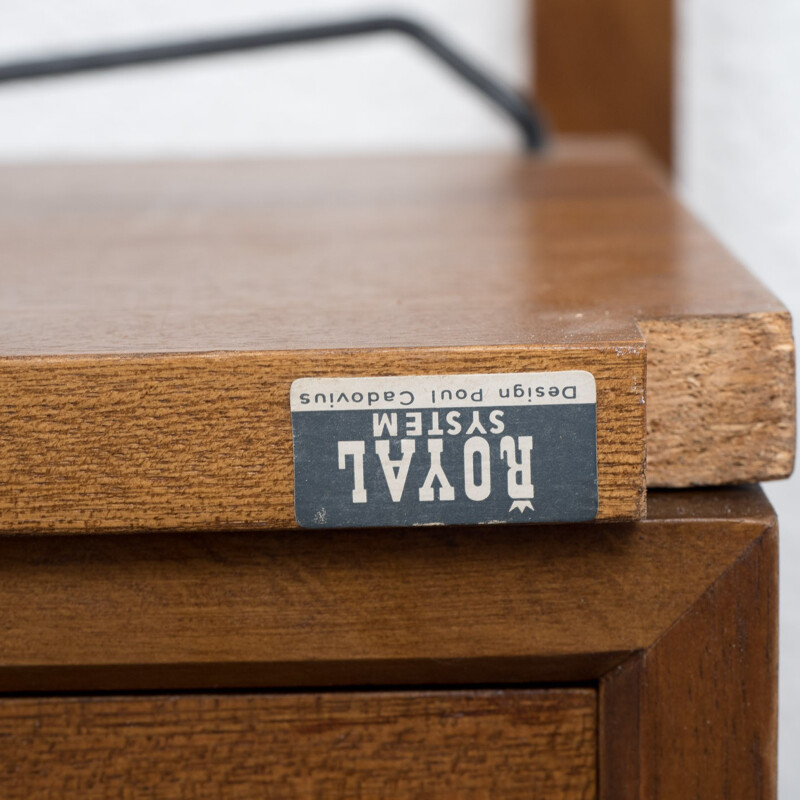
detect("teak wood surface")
[0,689,597,799]
[0,140,794,533]
[0,486,778,798]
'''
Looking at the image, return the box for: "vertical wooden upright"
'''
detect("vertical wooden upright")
[534,0,674,167]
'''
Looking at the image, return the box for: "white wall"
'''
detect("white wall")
[1,1,798,793]
[678,3,800,796]
[0,1,529,158]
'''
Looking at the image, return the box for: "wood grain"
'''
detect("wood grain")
[0,488,777,795]
[600,504,777,799]
[0,689,597,800]
[640,313,795,485]
[0,143,793,533]
[535,0,674,167]
[0,486,775,694]
[0,345,645,533]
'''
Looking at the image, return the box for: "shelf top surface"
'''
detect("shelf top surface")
[0,138,784,357]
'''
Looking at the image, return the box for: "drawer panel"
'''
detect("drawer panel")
[0,688,596,799]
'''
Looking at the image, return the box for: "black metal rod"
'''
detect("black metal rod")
[0,15,546,151]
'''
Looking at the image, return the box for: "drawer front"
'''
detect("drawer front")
[0,688,596,799]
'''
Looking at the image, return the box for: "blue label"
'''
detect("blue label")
[291,372,598,529]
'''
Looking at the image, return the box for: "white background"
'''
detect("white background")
[0,1,529,157]
[1,1,798,793]
[679,3,800,794]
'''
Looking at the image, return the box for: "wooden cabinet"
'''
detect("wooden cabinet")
[0,143,787,797]
[0,488,778,798]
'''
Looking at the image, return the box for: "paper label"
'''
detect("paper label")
[291,371,598,528]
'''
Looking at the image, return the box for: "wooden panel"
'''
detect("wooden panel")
[535,0,674,167]
[0,144,794,535]
[0,486,775,693]
[599,509,777,798]
[0,689,597,800]
[0,345,645,532]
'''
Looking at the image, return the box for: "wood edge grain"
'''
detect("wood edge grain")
[639,311,796,486]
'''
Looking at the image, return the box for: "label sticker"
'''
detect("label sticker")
[291,371,598,529]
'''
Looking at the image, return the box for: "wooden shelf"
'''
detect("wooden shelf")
[0,139,793,533]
